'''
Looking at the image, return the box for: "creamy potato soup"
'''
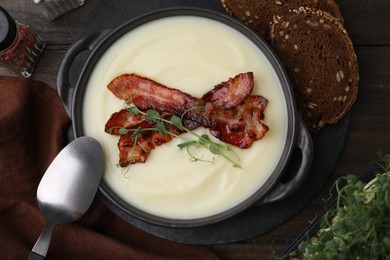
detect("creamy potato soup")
[82,15,288,219]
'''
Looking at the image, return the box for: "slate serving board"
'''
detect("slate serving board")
[59,0,350,244]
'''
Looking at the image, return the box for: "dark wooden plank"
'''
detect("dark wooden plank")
[0,0,101,45]
[335,46,390,173]
[338,0,390,45]
[208,243,287,260]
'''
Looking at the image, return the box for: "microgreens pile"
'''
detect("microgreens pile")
[293,154,390,259]
[118,105,242,168]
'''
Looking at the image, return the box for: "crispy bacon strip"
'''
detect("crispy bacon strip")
[206,96,269,148]
[106,72,269,166]
[116,120,182,166]
[118,133,146,165]
[108,74,199,114]
[105,109,145,135]
[201,72,254,109]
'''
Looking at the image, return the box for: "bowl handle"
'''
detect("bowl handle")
[257,118,313,205]
[57,30,111,116]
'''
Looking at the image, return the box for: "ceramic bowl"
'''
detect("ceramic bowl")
[58,7,313,227]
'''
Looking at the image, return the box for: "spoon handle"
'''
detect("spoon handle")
[28,252,44,260]
[29,222,56,259]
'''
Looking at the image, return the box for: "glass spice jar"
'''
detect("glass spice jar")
[33,0,85,20]
[0,7,45,78]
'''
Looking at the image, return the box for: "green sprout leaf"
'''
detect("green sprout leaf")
[209,143,220,154]
[170,114,185,131]
[131,127,141,140]
[177,140,197,150]
[129,106,141,115]
[119,128,129,135]
[146,109,160,121]
[155,121,167,136]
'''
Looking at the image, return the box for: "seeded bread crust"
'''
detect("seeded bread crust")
[270,7,358,132]
[220,0,343,40]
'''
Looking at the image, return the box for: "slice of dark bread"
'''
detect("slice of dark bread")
[270,7,358,132]
[220,0,343,40]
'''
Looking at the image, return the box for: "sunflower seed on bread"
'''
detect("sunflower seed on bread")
[270,7,358,132]
[220,0,343,40]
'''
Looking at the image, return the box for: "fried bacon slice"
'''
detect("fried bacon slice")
[105,109,145,135]
[118,133,146,165]
[108,74,199,114]
[201,72,254,109]
[205,96,269,148]
[105,72,269,166]
[116,119,182,166]
[104,108,185,166]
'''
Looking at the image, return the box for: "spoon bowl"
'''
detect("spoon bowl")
[29,136,104,259]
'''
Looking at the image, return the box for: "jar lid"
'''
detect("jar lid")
[0,7,17,51]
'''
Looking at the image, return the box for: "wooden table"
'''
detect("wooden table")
[1,1,389,259]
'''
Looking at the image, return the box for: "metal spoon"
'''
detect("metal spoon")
[28,136,104,260]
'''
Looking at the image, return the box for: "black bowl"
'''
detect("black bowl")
[59,7,313,228]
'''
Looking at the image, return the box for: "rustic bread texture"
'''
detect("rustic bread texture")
[220,0,343,40]
[270,7,359,132]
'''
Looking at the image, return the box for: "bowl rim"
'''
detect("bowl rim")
[71,7,298,228]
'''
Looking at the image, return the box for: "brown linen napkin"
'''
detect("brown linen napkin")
[0,76,219,259]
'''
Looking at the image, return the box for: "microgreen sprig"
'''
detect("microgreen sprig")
[120,105,242,168]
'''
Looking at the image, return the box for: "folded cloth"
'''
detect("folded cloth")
[0,76,219,259]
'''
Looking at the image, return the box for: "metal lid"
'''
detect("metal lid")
[0,6,17,51]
